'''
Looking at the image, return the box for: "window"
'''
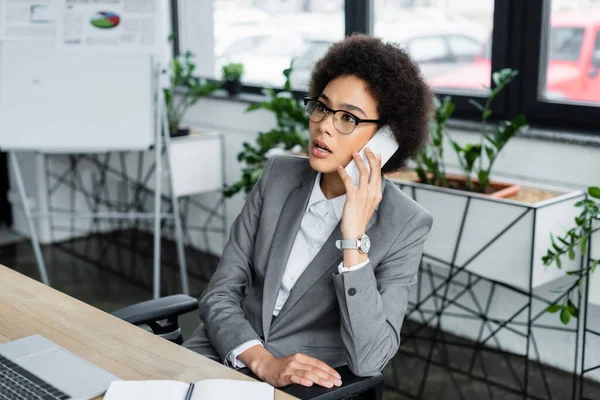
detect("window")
[172,0,600,131]
[406,37,449,63]
[374,0,494,95]
[538,2,600,105]
[548,27,585,61]
[517,0,600,130]
[291,40,335,90]
[212,0,344,90]
[219,36,268,59]
[448,36,483,61]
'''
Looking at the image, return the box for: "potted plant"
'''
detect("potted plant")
[224,62,308,198]
[164,50,219,137]
[543,186,600,323]
[410,69,525,197]
[388,68,585,291]
[221,62,244,96]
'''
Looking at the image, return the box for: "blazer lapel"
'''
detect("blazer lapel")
[273,220,343,322]
[261,167,316,340]
[273,179,387,324]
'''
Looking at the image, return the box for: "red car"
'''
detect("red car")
[429,10,600,103]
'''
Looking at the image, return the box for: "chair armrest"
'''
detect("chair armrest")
[111,294,198,325]
[283,366,383,400]
[239,365,383,400]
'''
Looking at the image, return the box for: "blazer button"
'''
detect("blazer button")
[348,288,357,296]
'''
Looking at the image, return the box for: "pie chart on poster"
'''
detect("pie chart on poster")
[90,11,120,29]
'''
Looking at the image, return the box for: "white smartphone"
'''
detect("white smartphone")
[345,125,399,185]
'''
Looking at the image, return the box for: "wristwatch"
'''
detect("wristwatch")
[335,234,371,254]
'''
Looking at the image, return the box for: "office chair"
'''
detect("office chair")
[112,294,383,400]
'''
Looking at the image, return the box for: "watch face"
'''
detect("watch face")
[360,235,371,253]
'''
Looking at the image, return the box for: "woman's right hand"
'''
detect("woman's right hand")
[243,346,342,388]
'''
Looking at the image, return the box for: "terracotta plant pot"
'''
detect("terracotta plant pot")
[386,170,521,199]
[443,174,521,199]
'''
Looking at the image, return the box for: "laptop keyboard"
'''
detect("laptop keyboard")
[0,354,70,400]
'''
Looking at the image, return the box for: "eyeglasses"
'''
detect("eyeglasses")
[303,96,380,134]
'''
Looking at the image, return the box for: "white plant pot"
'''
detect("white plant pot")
[118,128,224,198]
[390,178,585,291]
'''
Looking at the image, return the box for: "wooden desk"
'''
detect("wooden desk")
[0,265,296,399]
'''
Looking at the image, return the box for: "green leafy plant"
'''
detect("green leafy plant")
[222,62,244,81]
[414,68,528,194]
[223,62,309,197]
[164,50,219,135]
[543,186,600,324]
[415,96,455,187]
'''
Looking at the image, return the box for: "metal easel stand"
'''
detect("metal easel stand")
[8,73,189,299]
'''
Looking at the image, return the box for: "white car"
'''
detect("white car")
[289,30,484,90]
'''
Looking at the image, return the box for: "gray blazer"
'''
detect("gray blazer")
[183,154,433,376]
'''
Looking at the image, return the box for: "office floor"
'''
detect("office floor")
[1,229,599,400]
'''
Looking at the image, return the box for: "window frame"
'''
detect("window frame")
[170,0,180,58]
[521,0,600,131]
[171,0,600,133]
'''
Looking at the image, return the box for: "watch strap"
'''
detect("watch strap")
[335,238,359,250]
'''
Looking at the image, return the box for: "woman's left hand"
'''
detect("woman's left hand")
[337,148,383,239]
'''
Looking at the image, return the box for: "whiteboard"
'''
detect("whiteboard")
[0,39,155,152]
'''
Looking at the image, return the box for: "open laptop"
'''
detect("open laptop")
[0,335,120,400]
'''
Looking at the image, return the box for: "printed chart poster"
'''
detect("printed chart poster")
[0,0,55,40]
[56,0,159,53]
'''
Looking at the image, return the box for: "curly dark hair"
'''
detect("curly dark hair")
[309,33,433,173]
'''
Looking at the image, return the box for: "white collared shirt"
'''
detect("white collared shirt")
[226,172,370,368]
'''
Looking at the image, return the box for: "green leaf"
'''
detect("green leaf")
[485,145,495,161]
[492,68,518,88]
[560,307,571,325]
[245,103,262,112]
[556,256,562,269]
[478,170,490,190]
[580,236,588,256]
[591,259,599,273]
[542,257,552,266]
[568,246,575,260]
[588,186,600,199]
[550,233,562,253]
[546,304,562,313]
[462,144,481,172]
[451,141,462,153]
[439,96,456,120]
[571,306,580,319]
[567,299,579,318]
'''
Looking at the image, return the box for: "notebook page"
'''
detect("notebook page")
[104,380,189,400]
[192,379,274,400]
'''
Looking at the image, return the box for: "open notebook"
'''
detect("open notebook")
[104,379,274,400]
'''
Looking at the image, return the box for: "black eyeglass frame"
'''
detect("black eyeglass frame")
[303,96,381,134]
